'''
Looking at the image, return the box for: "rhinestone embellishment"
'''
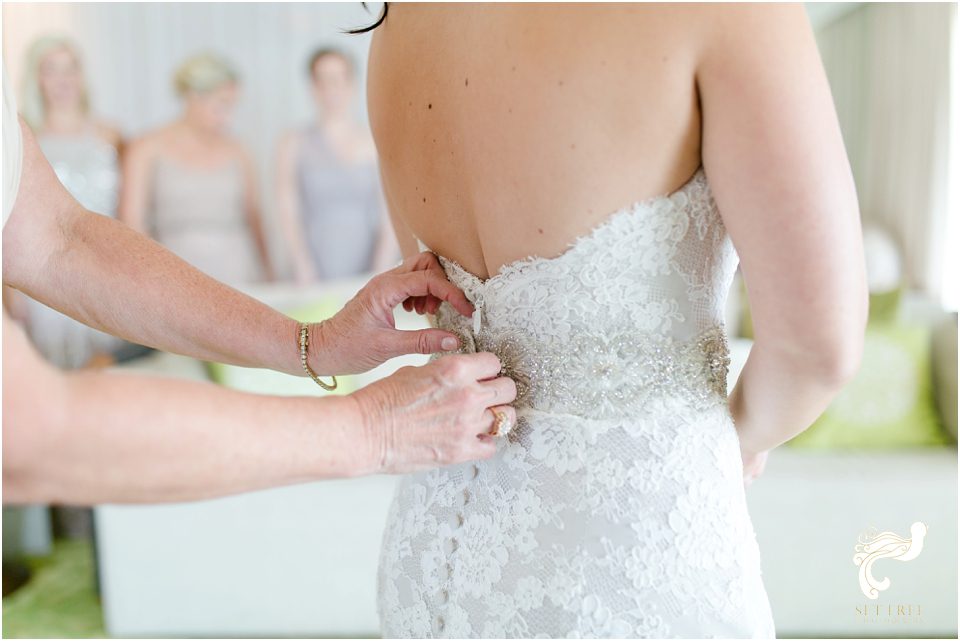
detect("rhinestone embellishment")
[436,307,731,419]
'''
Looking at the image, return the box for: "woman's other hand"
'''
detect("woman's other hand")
[308,251,474,375]
[351,352,517,474]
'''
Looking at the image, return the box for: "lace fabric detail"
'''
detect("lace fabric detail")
[377,165,777,638]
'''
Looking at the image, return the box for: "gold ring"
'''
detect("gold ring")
[490,410,511,437]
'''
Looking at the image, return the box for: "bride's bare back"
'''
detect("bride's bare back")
[368,3,864,354]
[369,3,704,279]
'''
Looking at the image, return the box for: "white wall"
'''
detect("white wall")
[1,2,383,278]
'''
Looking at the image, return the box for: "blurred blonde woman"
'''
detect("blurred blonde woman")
[21,35,121,215]
[120,53,273,284]
[10,35,124,370]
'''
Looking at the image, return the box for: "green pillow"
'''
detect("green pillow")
[787,322,948,448]
[737,277,755,340]
[931,314,958,442]
[206,296,356,396]
[867,286,904,324]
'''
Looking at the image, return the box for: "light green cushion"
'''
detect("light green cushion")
[788,323,948,448]
[867,286,903,324]
[206,296,356,396]
[931,314,958,442]
[737,277,755,340]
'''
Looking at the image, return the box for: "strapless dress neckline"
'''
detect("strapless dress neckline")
[427,164,706,291]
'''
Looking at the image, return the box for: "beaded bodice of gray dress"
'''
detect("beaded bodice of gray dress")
[376,165,778,638]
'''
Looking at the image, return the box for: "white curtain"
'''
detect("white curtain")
[1,2,382,279]
[815,2,955,299]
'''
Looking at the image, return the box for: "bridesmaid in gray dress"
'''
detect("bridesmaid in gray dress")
[12,36,125,370]
[120,53,273,286]
[149,155,262,285]
[276,47,398,283]
[11,35,134,544]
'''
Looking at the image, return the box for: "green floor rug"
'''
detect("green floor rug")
[2,539,106,638]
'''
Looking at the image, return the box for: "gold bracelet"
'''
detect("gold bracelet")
[298,322,338,391]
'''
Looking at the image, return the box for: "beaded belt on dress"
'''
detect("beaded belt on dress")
[438,320,733,420]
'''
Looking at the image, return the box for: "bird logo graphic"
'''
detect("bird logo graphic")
[853,521,928,599]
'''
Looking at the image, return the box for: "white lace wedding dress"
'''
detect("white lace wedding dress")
[376,166,777,638]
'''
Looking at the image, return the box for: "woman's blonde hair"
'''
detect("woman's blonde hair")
[173,53,238,97]
[20,35,90,131]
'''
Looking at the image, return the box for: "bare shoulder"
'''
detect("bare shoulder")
[692,2,809,29]
[692,3,815,72]
[93,120,124,149]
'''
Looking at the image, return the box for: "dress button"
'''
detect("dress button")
[459,489,470,507]
[469,464,480,480]
[438,589,449,604]
[434,615,445,634]
[446,512,464,529]
[444,538,458,554]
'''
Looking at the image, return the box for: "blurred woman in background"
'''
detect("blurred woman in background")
[276,47,397,284]
[9,35,125,371]
[120,53,273,284]
[9,35,130,542]
[21,36,121,217]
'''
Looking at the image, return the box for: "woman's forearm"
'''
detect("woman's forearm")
[3,369,370,505]
[729,338,860,454]
[18,204,304,375]
[4,118,304,376]
[5,116,477,384]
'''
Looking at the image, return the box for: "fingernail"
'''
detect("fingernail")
[441,337,458,350]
